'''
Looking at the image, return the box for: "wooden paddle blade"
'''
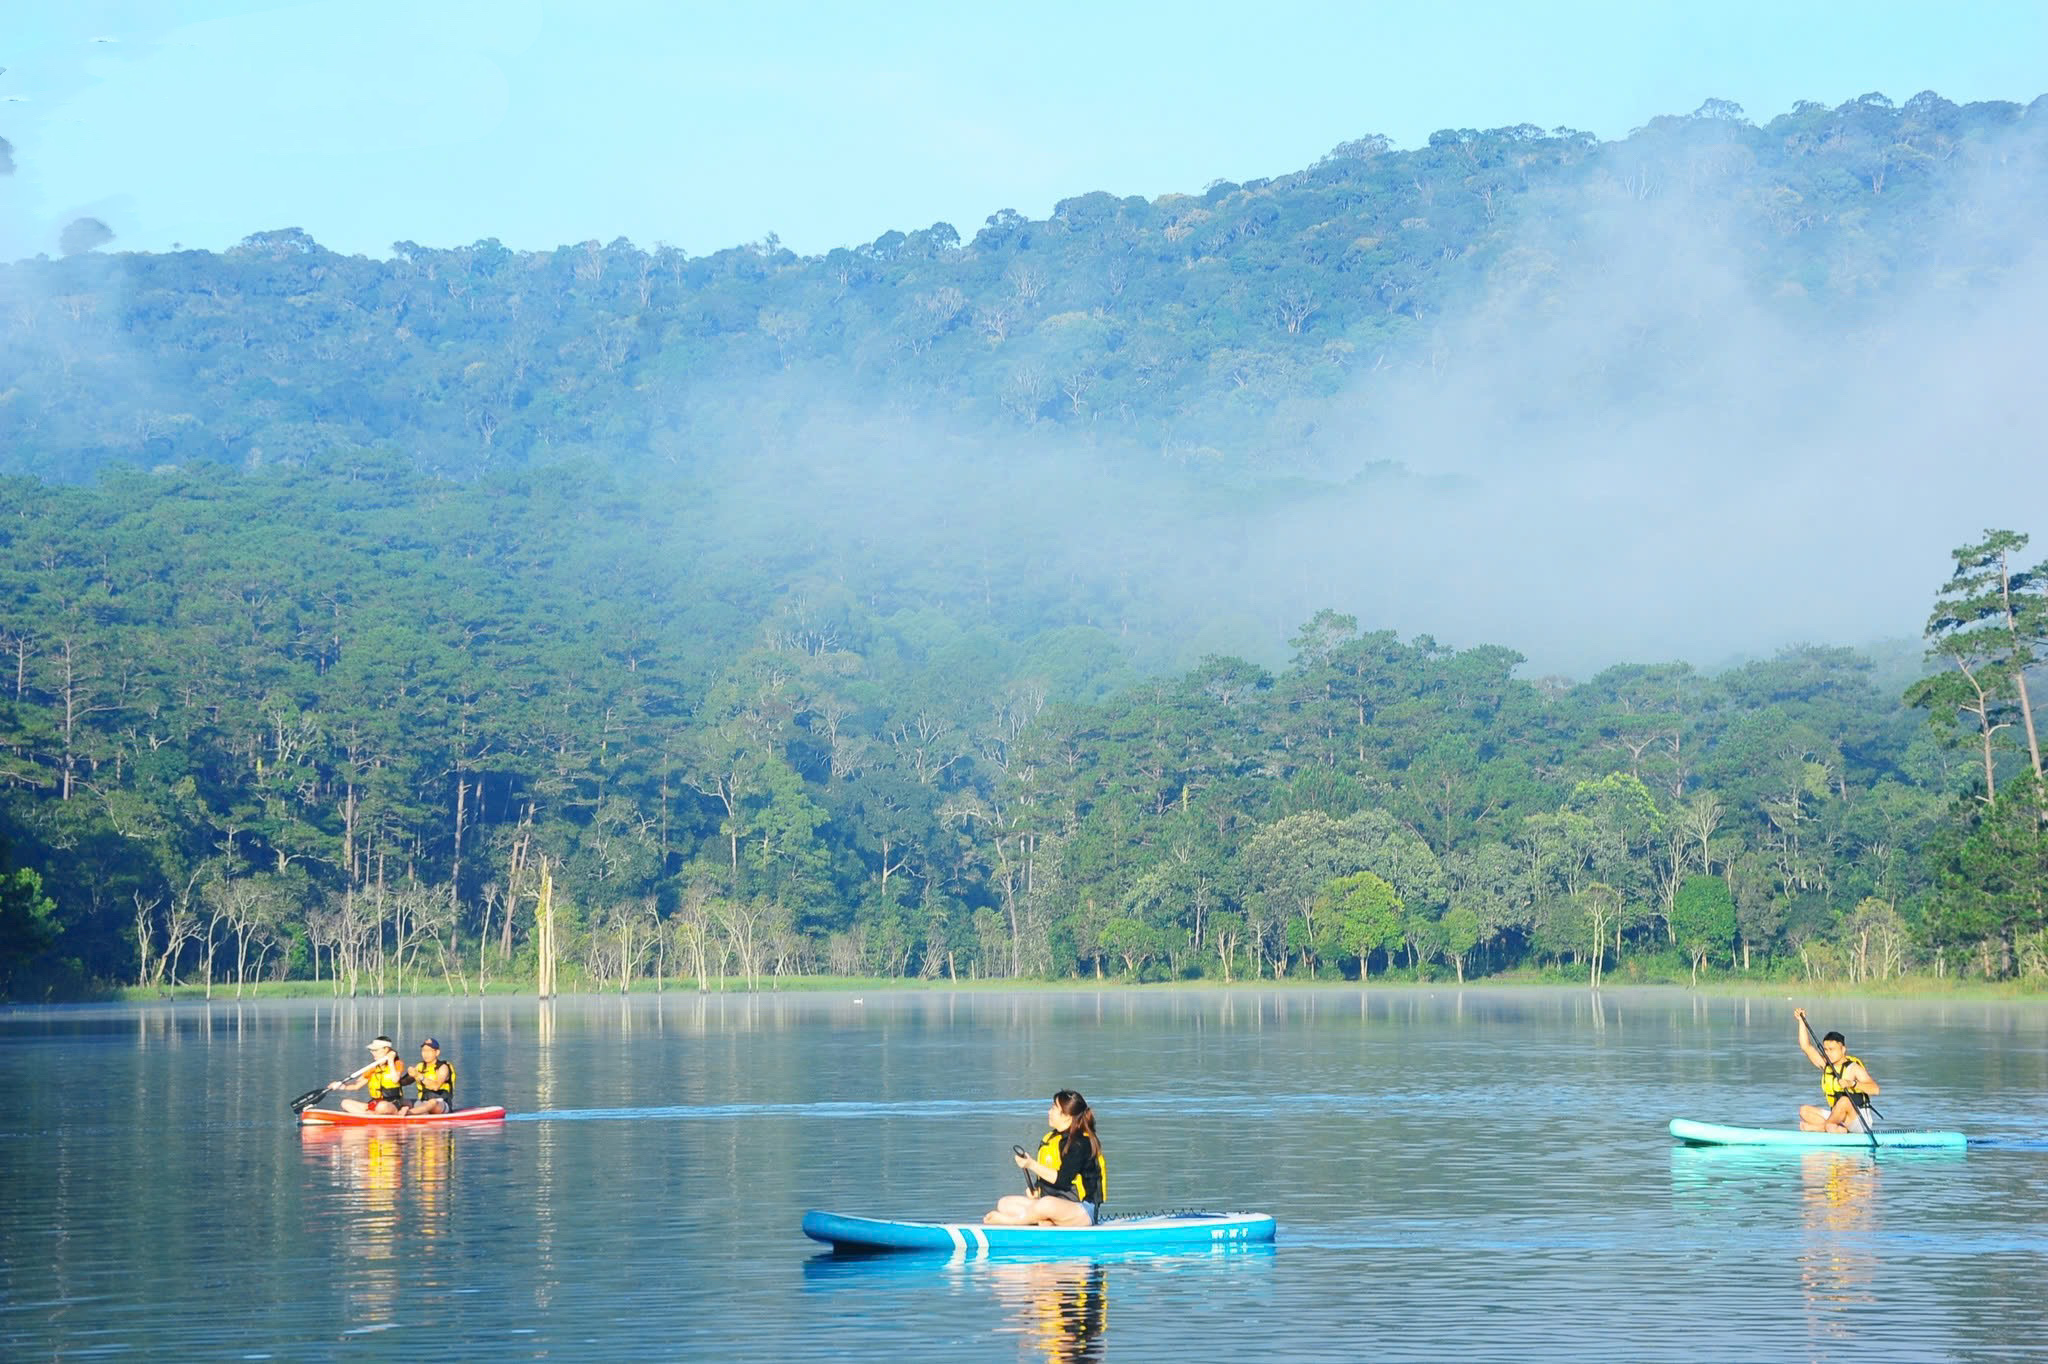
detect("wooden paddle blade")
[290,1085,331,1114]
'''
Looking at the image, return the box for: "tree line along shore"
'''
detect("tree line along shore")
[1,462,2042,1001]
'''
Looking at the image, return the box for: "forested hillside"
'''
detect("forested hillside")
[3,92,2044,478]
[1,92,2045,998]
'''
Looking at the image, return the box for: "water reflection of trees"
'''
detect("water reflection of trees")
[1798,1151,1878,1351]
[988,1260,1108,1363]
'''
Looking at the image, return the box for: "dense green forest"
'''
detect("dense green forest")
[1,92,2046,997]
[1,458,2041,997]
[3,91,2044,479]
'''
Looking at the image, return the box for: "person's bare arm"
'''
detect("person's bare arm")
[1794,1008,1824,1068]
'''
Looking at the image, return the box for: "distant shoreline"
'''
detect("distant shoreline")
[37,971,2048,1008]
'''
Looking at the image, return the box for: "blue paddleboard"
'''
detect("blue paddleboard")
[802,1209,1277,1255]
[1669,1117,1966,1149]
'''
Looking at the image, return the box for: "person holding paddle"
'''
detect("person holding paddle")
[408,1038,455,1115]
[332,1036,413,1115]
[984,1090,1106,1228]
[1795,1008,1880,1133]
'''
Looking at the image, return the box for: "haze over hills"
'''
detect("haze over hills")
[2,90,2046,671]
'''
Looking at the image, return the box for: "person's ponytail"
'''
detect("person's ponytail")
[1054,1089,1101,1163]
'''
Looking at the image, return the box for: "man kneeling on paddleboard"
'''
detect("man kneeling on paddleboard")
[1795,1008,1879,1133]
[331,1036,412,1115]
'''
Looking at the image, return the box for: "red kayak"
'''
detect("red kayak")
[298,1105,506,1126]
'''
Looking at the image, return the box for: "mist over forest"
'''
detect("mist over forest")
[1,92,2045,999]
[6,89,2047,669]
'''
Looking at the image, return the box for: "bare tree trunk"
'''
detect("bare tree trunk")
[503,808,533,961]
[1997,555,2045,778]
[132,892,160,988]
[374,852,388,996]
[476,884,496,994]
[202,911,228,999]
[536,857,556,999]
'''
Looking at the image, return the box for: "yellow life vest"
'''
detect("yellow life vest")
[1820,1053,1868,1107]
[1035,1129,1106,1204]
[366,1056,411,1103]
[415,1060,455,1104]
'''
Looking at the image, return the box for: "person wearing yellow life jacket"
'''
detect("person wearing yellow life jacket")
[334,1036,412,1115]
[408,1038,455,1115]
[1795,1007,1880,1132]
[984,1090,1106,1228]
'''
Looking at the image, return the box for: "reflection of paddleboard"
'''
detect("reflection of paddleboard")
[802,1209,1276,1255]
[298,1106,506,1126]
[1669,1117,1965,1149]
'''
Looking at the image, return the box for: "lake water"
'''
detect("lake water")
[2,988,2045,1360]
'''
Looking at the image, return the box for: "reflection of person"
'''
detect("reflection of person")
[992,1260,1108,1364]
[364,1131,401,1209]
[333,1036,411,1114]
[409,1038,455,1115]
[1051,1262,1108,1363]
[1797,1150,1878,1330]
[1795,1008,1880,1132]
[411,1128,455,1223]
[1801,1149,1877,1228]
[985,1090,1106,1228]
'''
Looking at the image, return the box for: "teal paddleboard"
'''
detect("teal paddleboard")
[802,1209,1276,1255]
[1670,1117,1966,1149]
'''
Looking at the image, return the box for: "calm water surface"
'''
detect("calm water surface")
[3,988,2045,1361]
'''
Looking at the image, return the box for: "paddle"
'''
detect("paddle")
[291,1060,377,1115]
[1799,1012,1878,1154]
[1014,1143,1037,1195]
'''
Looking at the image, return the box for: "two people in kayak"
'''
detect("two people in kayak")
[331,1036,456,1115]
[1794,1007,1879,1133]
[985,1090,1106,1228]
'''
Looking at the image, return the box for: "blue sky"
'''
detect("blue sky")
[2,0,2043,260]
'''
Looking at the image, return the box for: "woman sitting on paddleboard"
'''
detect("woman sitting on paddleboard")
[332,1036,411,1115]
[985,1090,1106,1228]
[1795,1008,1879,1132]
